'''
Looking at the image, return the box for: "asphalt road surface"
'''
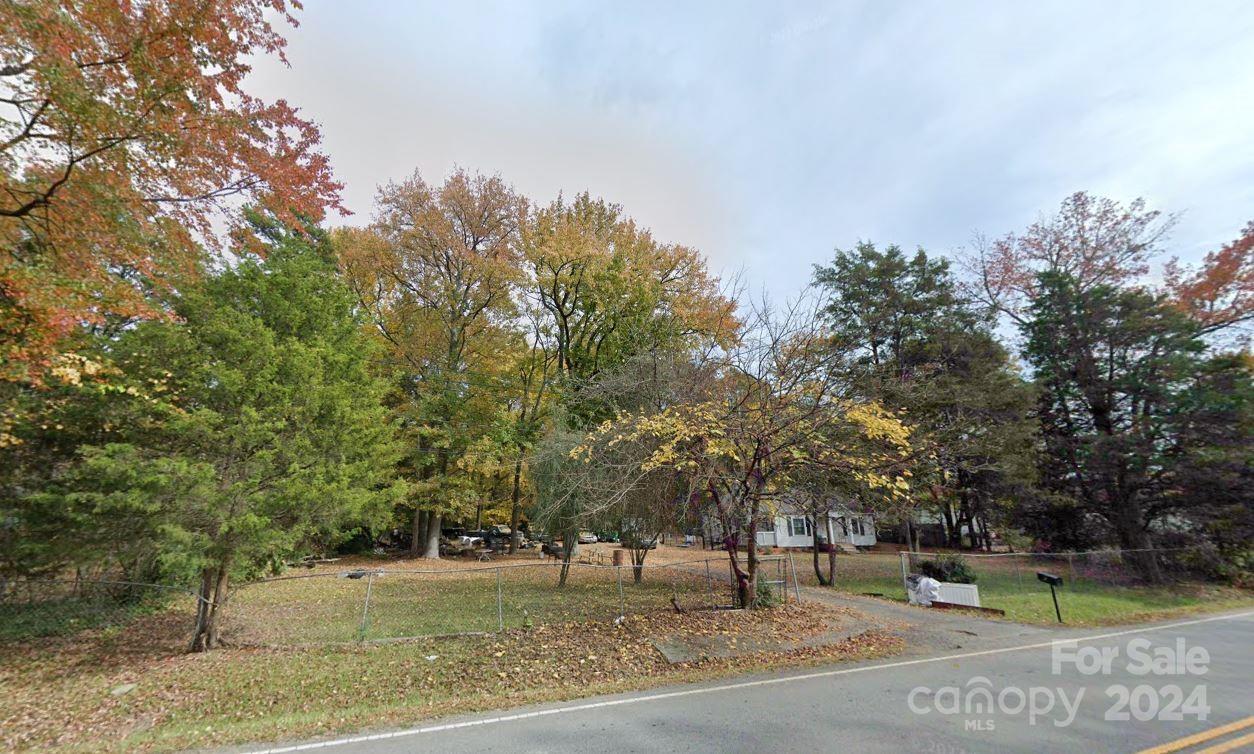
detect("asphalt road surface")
[233,608,1253,754]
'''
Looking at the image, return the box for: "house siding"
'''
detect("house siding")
[754,512,876,549]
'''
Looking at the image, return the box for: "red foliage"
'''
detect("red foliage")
[1,0,343,381]
[971,192,1172,322]
[1165,222,1254,333]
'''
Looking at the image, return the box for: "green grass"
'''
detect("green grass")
[0,592,183,642]
[223,564,724,646]
[797,552,1254,626]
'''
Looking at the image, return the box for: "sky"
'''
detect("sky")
[249,0,1254,300]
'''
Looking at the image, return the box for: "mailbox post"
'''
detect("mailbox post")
[1037,571,1064,623]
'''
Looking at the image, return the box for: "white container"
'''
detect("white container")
[937,582,981,608]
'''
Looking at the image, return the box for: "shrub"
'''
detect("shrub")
[755,578,780,608]
[917,554,978,584]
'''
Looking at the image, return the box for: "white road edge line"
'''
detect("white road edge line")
[244,609,1254,754]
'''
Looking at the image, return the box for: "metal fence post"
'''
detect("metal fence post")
[1067,552,1076,585]
[358,572,375,644]
[899,551,909,598]
[616,565,625,619]
[788,553,802,603]
[496,567,504,632]
[704,559,714,608]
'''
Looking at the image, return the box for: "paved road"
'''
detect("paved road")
[236,607,1253,754]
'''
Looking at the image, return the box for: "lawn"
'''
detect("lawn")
[790,550,1254,626]
[222,559,733,646]
[0,596,899,752]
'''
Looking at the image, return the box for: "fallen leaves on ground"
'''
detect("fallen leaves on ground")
[1,601,901,752]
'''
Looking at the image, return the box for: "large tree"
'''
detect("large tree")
[8,219,401,648]
[1024,271,1213,578]
[970,193,1253,572]
[1,0,340,382]
[813,242,1035,552]
[337,169,523,557]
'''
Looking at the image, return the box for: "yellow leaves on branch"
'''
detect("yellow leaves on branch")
[572,395,913,496]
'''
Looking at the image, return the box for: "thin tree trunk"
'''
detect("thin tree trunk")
[207,566,230,648]
[189,568,214,652]
[810,516,831,586]
[632,548,647,584]
[722,535,750,607]
[745,518,759,608]
[422,513,442,559]
[508,457,523,554]
[559,532,576,586]
[905,519,920,553]
[190,561,231,652]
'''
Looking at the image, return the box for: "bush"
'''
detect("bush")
[917,554,978,584]
[755,578,780,608]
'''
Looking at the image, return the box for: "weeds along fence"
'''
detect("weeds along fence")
[0,577,206,645]
[219,557,801,648]
[0,557,801,649]
[899,546,1225,594]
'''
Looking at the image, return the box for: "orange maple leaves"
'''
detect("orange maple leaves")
[1165,222,1254,334]
[1,0,342,381]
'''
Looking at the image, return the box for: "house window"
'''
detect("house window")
[789,516,811,537]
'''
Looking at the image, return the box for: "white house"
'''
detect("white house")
[755,508,877,549]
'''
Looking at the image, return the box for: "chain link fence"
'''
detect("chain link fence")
[0,556,804,649]
[0,577,205,645]
[218,557,801,647]
[895,547,1232,622]
[900,547,1223,591]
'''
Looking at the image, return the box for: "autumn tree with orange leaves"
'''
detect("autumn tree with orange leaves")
[1,0,341,383]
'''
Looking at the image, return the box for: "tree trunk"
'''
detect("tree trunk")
[1113,503,1162,583]
[409,509,427,556]
[811,543,832,586]
[722,536,750,607]
[189,568,214,652]
[190,562,231,652]
[508,457,524,554]
[745,518,759,608]
[810,516,832,586]
[422,512,442,559]
[558,534,576,587]
[632,548,647,584]
[966,512,980,551]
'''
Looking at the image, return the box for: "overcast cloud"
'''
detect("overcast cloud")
[248,0,1254,299]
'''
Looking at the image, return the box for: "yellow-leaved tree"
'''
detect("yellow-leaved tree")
[577,293,913,607]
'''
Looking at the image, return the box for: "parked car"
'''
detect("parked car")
[577,531,598,544]
[484,524,512,545]
[622,533,658,550]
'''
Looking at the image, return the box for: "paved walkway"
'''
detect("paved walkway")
[798,586,1058,652]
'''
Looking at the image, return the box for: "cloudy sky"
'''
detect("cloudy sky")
[250,0,1254,299]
